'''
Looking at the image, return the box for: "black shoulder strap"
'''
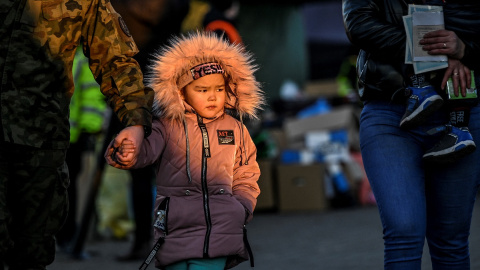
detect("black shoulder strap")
[138,237,165,270]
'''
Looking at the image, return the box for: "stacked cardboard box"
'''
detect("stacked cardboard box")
[255,160,276,211]
[276,163,327,212]
[274,104,361,211]
[283,105,358,150]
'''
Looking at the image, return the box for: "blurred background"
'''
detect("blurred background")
[49,1,480,269]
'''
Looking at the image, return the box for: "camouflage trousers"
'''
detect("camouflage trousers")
[0,142,69,270]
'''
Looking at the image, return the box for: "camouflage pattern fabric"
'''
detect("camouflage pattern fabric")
[0,0,153,268]
[0,0,153,149]
[0,142,69,269]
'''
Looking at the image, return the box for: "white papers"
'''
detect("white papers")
[403,5,448,74]
[403,15,414,64]
[412,12,446,61]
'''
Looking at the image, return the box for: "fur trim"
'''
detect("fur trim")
[146,31,265,122]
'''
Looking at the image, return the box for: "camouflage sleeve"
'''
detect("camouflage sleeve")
[81,0,153,129]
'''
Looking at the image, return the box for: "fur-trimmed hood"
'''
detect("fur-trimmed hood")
[146,31,265,122]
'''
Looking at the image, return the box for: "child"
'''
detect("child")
[110,31,265,270]
[399,72,477,163]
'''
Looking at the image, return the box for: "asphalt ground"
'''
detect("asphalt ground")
[18,156,477,270]
[47,202,480,270]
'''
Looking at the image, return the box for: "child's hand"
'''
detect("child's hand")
[105,126,143,169]
[119,139,136,156]
[109,139,136,166]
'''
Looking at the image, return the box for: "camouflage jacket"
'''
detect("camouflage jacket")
[0,0,153,149]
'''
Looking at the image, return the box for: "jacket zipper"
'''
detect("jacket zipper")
[198,115,212,257]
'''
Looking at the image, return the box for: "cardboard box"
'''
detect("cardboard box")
[283,105,359,150]
[304,79,339,98]
[256,160,276,211]
[283,105,353,141]
[276,164,327,212]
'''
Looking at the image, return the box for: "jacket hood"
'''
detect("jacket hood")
[146,31,265,122]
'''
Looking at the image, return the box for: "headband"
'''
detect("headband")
[177,62,225,89]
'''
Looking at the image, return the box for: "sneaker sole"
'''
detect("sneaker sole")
[400,96,444,129]
[423,141,476,164]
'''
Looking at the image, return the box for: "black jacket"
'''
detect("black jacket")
[342,0,480,102]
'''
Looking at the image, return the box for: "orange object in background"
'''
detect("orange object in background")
[205,20,243,44]
[351,151,376,206]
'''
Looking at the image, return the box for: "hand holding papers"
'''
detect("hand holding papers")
[412,12,447,62]
[403,5,448,74]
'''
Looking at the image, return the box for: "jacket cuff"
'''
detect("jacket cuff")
[461,46,475,69]
[234,193,256,223]
[143,125,152,138]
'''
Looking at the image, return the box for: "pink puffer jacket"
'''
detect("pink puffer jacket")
[133,106,260,269]
[131,32,265,269]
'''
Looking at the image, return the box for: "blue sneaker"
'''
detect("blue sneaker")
[400,86,444,129]
[423,125,476,163]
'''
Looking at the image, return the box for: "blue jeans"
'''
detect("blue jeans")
[360,99,480,270]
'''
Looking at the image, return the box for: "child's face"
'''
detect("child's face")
[183,73,226,118]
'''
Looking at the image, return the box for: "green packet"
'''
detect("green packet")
[446,72,477,100]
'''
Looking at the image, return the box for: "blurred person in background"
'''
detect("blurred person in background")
[0,1,153,269]
[343,0,480,269]
[110,0,190,261]
[55,47,108,252]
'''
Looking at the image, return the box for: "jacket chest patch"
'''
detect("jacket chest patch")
[217,130,234,145]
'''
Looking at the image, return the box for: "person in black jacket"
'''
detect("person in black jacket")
[343,0,480,269]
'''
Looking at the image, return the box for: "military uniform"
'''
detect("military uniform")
[0,0,153,269]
